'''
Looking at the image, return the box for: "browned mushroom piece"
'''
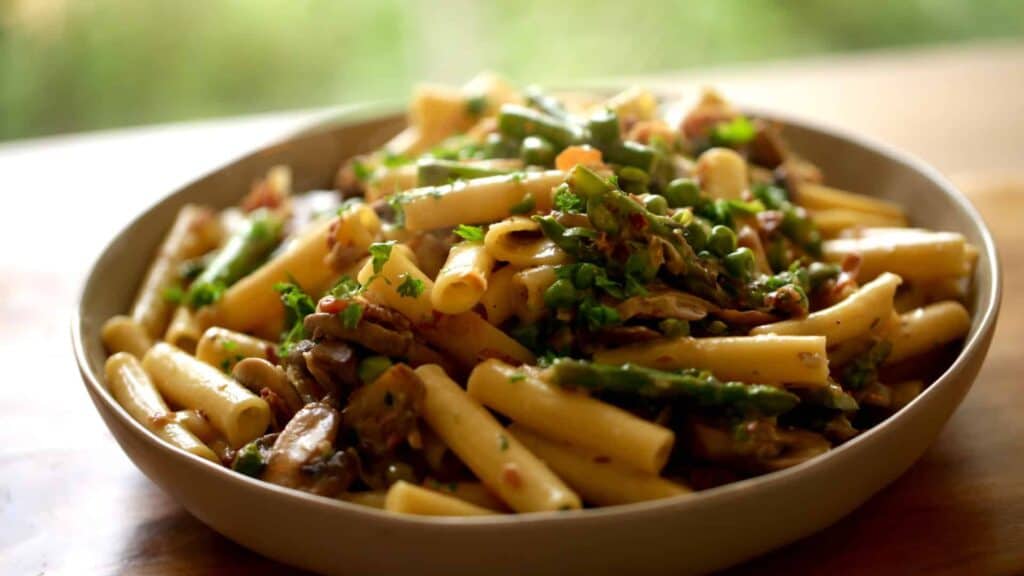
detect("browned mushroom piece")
[263,403,355,496]
[615,290,709,323]
[688,418,831,474]
[303,340,360,398]
[342,363,425,457]
[746,120,788,169]
[232,357,304,414]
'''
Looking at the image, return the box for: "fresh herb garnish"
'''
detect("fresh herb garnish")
[369,241,396,274]
[162,285,184,304]
[509,193,536,215]
[396,273,425,298]
[274,281,316,355]
[553,184,584,213]
[710,116,756,147]
[454,224,485,243]
[340,302,364,329]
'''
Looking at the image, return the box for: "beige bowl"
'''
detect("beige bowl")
[73,104,1001,576]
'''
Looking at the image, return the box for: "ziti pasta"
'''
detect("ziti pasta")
[101,76,975,514]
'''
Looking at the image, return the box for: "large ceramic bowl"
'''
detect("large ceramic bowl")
[73,103,1001,576]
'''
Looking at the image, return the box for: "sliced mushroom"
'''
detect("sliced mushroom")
[615,290,709,322]
[263,403,340,492]
[303,340,360,398]
[232,358,304,414]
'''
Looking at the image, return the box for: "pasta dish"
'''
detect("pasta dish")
[100,74,975,516]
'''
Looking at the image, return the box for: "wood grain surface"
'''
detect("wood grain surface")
[2,42,1022,575]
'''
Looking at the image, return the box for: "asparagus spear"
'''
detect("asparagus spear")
[498,104,585,150]
[416,158,510,186]
[524,86,570,119]
[545,358,799,416]
[187,210,283,307]
[793,382,859,411]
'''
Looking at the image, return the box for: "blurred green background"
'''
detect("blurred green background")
[2,0,1023,142]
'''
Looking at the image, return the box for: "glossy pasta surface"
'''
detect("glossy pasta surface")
[100,76,975,515]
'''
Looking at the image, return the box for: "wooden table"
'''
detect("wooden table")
[2,41,1022,575]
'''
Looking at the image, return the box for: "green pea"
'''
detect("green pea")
[572,263,599,289]
[664,178,701,208]
[723,247,756,281]
[544,278,578,308]
[483,132,520,159]
[658,318,690,338]
[708,225,737,257]
[706,319,729,335]
[618,166,650,186]
[808,262,841,290]
[358,355,393,384]
[520,135,556,167]
[683,220,708,252]
[643,194,669,215]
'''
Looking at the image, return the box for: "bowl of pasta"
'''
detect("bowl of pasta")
[73,74,1000,576]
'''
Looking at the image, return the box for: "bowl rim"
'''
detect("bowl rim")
[71,100,1002,528]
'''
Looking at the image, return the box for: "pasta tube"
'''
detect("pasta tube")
[331,202,383,268]
[822,230,967,281]
[402,171,566,231]
[342,490,388,509]
[142,342,270,448]
[479,265,520,326]
[509,424,690,506]
[384,481,497,517]
[101,315,153,358]
[513,265,558,323]
[427,481,508,511]
[431,242,494,315]
[209,216,336,339]
[483,217,569,267]
[104,352,218,462]
[164,305,202,354]
[797,183,906,219]
[132,204,221,338]
[885,301,971,365]
[357,244,435,324]
[415,364,581,513]
[195,327,274,373]
[594,335,830,385]
[468,359,675,474]
[750,272,902,345]
[811,208,908,237]
[418,312,536,368]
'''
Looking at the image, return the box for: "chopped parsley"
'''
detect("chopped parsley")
[498,433,509,452]
[508,372,526,383]
[340,302,364,329]
[162,285,184,304]
[509,193,536,215]
[274,281,316,355]
[369,241,396,274]
[710,116,756,147]
[330,275,363,298]
[396,273,425,298]
[454,224,486,243]
[351,159,373,183]
[553,184,584,213]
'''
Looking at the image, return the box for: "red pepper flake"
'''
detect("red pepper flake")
[501,463,523,489]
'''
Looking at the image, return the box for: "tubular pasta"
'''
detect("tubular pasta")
[823,230,967,281]
[797,183,906,219]
[164,305,202,354]
[101,315,153,358]
[384,481,497,517]
[479,265,520,326]
[132,204,221,338]
[357,244,435,324]
[509,424,690,506]
[104,352,218,462]
[483,216,570,267]
[142,342,270,448]
[415,364,581,513]
[431,242,494,315]
[593,335,830,385]
[885,301,971,365]
[468,359,675,474]
[195,326,273,373]
[750,272,902,345]
[402,171,566,231]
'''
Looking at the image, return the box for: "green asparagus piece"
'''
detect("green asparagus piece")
[524,86,570,119]
[498,104,585,150]
[546,359,799,416]
[520,136,557,167]
[187,210,282,308]
[752,183,822,257]
[532,215,602,261]
[794,383,859,412]
[601,141,659,172]
[416,158,509,186]
[587,108,621,145]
